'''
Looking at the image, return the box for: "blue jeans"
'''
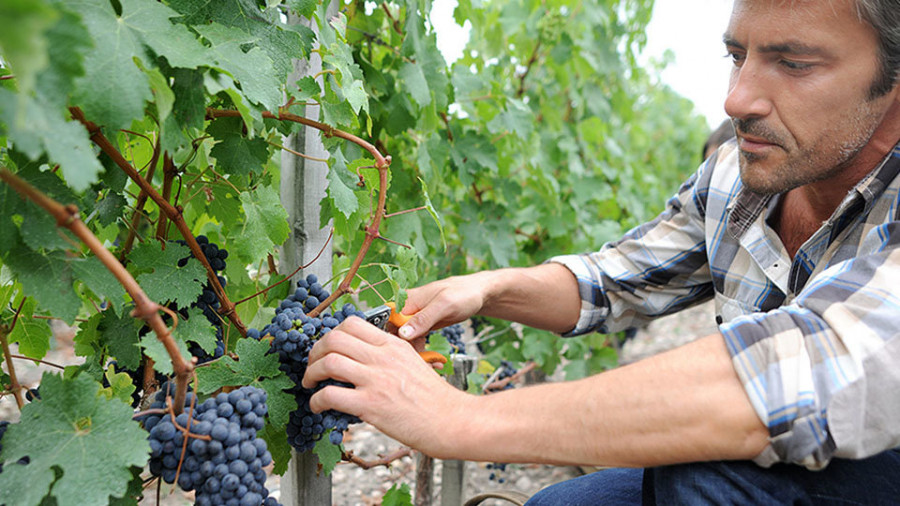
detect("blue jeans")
[525,450,900,505]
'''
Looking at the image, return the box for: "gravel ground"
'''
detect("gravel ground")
[0,301,718,505]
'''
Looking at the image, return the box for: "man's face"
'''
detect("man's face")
[724,0,896,195]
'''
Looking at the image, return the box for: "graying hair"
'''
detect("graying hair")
[855,0,900,97]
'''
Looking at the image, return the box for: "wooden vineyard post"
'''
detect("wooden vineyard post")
[278,2,338,504]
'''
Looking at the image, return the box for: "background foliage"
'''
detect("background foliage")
[0,0,708,503]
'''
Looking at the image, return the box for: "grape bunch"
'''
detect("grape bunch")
[249,274,365,452]
[486,462,508,483]
[177,235,229,363]
[139,383,280,506]
[493,360,519,391]
[0,420,30,474]
[435,323,466,354]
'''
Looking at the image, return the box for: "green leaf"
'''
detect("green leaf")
[195,339,296,427]
[100,306,142,370]
[399,62,430,107]
[0,89,105,192]
[259,422,291,476]
[8,297,52,359]
[230,186,290,264]
[288,0,317,18]
[173,307,218,355]
[326,149,360,219]
[382,483,413,506]
[20,201,72,252]
[130,242,205,308]
[141,331,191,376]
[135,60,175,123]
[195,23,283,112]
[312,434,342,475]
[71,256,128,306]
[0,0,57,103]
[99,368,137,404]
[293,75,321,102]
[5,243,80,324]
[208,117,270,177]
[171,68,207,133]
[67,0,151,131]
[0,373,149,506]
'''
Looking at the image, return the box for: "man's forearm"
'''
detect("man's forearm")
[476,263,582,334]
[442,333,769,467]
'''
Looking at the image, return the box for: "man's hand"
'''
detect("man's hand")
[301,316,472,458]
[395,272,494,341]
[394,263,582,342]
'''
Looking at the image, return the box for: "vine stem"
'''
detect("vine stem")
[8,354,66,370]
[342,446,414,469]
[234,228,334,307]
[0,168,195,412]
[0,325,25,409]
[206,108,393,317]
[120,135,161,261]
[69,107,247,339]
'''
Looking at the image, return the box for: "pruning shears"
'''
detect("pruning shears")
[364,302,448,365]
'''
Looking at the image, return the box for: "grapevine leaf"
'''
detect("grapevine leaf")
[418,177,446,250]
[257,375,297,428]
[0,0,57,103]
[231,186,290,264]
[173,307,218,355]
[73,312,102,357]
[67,0,151,131]
[312,435,342,475]
[71,256,128,306]
[130,242,205,308]
[35,8,91,110]
[293,75,321,102]
[117,0,209,69]
[326,149,359,219]
[141,332,191,376]
[208,116,270,177]
[195,339,296,427]
[20,201,72,252]
[135,60,175,123]
[194,23,282,112]
[171,68,206,133]
[100,306,142,370]
[5,243,80,324]
[0,373,150,506]
[8,297,52,359]
[399,62,430,107]
[0,89,105,192]
[287,0,317,18]
[99,368,137,404]
[195,338,280,391]
[0,178,20,254]
[259,422,291,476]
[95,191,128,227]
[382,483,414,506]
[208,183,243,224]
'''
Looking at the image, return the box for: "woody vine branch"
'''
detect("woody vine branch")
[0,168,195,413]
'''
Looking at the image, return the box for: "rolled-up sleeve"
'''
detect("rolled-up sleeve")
[548,167,715,337]
[721,223,900,469]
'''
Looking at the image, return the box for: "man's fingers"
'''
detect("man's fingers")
[309,383,363,416]
[307,326,379,367]
[302,350,366,389]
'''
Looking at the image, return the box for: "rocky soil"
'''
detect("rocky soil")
[0,301,718,505]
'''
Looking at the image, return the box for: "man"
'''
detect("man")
[303,0,900,502]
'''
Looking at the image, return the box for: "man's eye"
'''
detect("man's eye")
[780,59,813,71]
[726,51,745,66]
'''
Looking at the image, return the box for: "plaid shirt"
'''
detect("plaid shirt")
[550,138,900,469]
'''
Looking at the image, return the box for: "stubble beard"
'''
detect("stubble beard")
[735,100,885,196]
